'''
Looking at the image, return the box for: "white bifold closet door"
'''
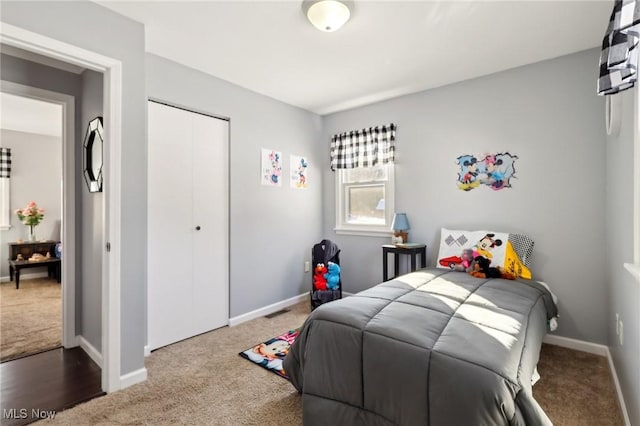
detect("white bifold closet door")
[147,100,229,350]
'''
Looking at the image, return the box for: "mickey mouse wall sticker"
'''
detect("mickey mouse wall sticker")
[456,152,518,191]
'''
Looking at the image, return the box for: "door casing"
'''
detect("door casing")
[0,22,125,392]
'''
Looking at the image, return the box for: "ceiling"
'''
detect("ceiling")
[0,92,62,137]
[97,0,613,115]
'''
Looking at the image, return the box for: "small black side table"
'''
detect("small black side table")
[9,258,61,289]
[382,244,427,281]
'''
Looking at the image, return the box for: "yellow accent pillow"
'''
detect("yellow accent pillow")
[503,241,532,279]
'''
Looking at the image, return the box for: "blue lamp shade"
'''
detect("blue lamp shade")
[391,213,410,231]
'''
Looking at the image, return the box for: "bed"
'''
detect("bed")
[283,267,557,425]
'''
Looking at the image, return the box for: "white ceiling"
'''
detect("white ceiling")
[98,0,612,115]
[0,92,62,137]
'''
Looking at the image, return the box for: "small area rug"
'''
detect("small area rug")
[239,328,300,379]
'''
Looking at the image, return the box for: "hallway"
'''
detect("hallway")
[0,347,103,425]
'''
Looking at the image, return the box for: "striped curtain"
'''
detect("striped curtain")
[0,147,10,178]
[598,0,640,95]
[1,147,11,228]
[330,123,396,171]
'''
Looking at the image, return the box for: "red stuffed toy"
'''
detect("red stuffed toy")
[313,263,328,290]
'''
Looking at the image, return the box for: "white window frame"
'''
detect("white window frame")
[624,87,640,282]
[0,177,9,231]
[334,163,395,236]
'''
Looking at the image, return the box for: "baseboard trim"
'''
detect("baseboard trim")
[229,292,308,327]
[120,367,147,390]
[543,334,630,425]
[0,271,48,283]
[543,334,607,356]
[605,348,632,426]
[77,335,103,368]
[145,293,310,354]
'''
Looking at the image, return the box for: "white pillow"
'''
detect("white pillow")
[437,228,509,269]
[437,228,534,279]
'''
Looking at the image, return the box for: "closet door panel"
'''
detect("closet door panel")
[148,102,194,349]
[191,113,229,335]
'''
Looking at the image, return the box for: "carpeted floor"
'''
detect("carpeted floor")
[43,302,310,425]
[535,344,623,425]
[41,302,622,425]
[1,278,62,362]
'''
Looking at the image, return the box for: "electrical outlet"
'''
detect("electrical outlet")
[304,261,310,273]
[619,320,624,346]
[616,313,620,335]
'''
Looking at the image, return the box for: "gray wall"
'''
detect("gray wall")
[605,88,640,425]
[1,1,147,375]
[0,53,82,98]
[146,54,323,319]
[322,48,608,345]
[0,130,62,278]
[78,69,103,351]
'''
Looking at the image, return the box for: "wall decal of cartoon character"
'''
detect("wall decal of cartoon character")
[261,149,282,186]
[483,154,505,189]
[456,155,482,191]
[290,155,309,189]
[456,152,518,191]
[269,151,281,184]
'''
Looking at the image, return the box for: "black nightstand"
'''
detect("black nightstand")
[382,244,427,281]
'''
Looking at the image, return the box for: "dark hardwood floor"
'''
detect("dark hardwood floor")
[0,347,104,426]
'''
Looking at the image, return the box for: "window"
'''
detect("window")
[335,163,394,235]
[625,89,640,282]
[330,123,396,236]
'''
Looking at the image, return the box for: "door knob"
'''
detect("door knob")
[195,226,201,231]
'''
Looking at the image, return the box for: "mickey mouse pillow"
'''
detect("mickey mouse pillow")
[436,228,533,279]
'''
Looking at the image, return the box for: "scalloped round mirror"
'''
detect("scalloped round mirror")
[83,116,104,192]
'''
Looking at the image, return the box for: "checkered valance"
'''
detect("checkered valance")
[0,148,10,178]
[330,123,396,171]
[598,0,640,95]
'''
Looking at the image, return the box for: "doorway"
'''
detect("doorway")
[0,73,104,426]
[0,22,123,393]
[0,90,65,362]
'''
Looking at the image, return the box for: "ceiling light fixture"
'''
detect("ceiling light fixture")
[302,0,353,33]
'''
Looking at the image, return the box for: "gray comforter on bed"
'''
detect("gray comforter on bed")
[284,268,558,425]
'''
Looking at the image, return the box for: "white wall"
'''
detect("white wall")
[321,48,608,345]
[605,87,640,425]
[0,129,61,278]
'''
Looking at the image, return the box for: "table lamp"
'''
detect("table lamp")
[391,213,409,244]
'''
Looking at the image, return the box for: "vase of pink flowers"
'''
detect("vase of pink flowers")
[15,201,45,242]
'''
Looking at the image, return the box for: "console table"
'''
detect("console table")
[7,241,61,289]
[382,244,427,281]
